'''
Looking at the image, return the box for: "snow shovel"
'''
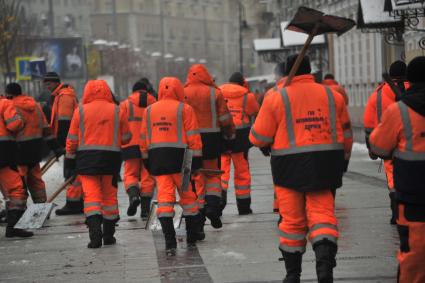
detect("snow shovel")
[41,156,58,176]
[145,200,184,231]
[14,177,74,230]
[284,6,356,87]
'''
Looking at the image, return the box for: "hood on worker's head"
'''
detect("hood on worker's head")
[220,83,249,98]
[322,79,338,86]
[185,64,215,86]
[82,80,113,104]
[158,77,184,102]
[12,94,37,112]
[403,83,425,117]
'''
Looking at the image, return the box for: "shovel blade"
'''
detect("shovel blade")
[14,203,56,229]
[287,6,356,36]
[145,201,183,231]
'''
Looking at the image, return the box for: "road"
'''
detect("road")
[0,144,398,283]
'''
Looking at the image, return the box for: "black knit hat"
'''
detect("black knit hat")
[389,60,407,78]
[132,81,148,92]
[229,72,245,86]
[285,54,311,76]
[324,73,335,80]
[274,62,286,77]
[43,72,61,83]
[5,82,22,96]
[407,56,425,83]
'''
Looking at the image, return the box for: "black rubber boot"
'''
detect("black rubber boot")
[5,210,34,238]
[199,208,206,239]
[103,219,117,245]
[281,250,302,283]
[0,209,6,223]
[186,213,205,246]
[389,192,397,225]
[86,215,103,249]
[237,198,253,215]
[55,200,84,216]
[159,217,177,256]
[126,186,140,216]
[205,196,222,229]
[219,189,227,215]
[140,196,152,220]
[313,239,338,283]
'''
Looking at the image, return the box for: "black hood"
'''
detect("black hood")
[403,83,425,117]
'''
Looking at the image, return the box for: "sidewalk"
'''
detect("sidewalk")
[0,144,398,283]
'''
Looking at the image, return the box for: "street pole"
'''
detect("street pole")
[159,0,166,78]
[48,0,54,36]
[239,1,243,74]
[202,5,209,64]
[112,0,118,41]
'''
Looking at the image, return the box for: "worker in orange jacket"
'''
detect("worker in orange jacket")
[121,81,156,218]
[65,80,131,248]
[364,61,409,225]
[43,72,83,215]
[219,72,259,215]
[322,74,349,105]
[140,77,204,256]
[0,90,34,238]
[250,55,353,282]
[184,64,235,229]
[7,83,63,205]
[370,56,425,283]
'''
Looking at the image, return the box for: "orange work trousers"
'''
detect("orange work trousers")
[194,158,222,212]
[80,175,119,221]
[18,164,47,203]
[276,186,338,253]
[384,160,394,191]
[0,167,26,211]
[155,173,199,218]
[123,158,155,197]
[220,152,251,200]
[66,176,83,202]
[397,203,425,283]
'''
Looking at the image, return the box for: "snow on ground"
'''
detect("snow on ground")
[352,142,368,154]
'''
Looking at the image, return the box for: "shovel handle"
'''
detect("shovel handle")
[198,169,225,175]
[284,23,320,87]
[41,156,58,176]
[47,177,74,203]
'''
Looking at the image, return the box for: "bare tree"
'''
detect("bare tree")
[0,0,22,75]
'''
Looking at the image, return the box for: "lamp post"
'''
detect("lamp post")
[239,1,248,74]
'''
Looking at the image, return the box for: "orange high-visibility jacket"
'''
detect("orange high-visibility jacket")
[12,95,56,165]
[120,90,156,160]
[66,80,131,175]
[322,79,349,105]
[370,86,425,205]
[249,74,353,192]
[50,83,78,146]
[140,77,203,176]
[184,64,234,159]
[0,98,23,168]
[219,83,259,152]
[364,81,410,147]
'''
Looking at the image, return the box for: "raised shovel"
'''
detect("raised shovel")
[14,177,74,230]
[284,6,356,87]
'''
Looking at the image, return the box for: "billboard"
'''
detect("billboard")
[27,37,85,79]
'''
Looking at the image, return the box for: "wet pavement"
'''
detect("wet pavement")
[0,144,398,283]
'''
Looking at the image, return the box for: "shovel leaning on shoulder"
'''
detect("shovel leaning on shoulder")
[284,6,356,87]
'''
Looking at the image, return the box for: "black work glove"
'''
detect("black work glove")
[343,159,349,173]
[259,146,271,157]
[54,147,66,158]
[64,158,76,180]
[368,151,379,160]
[191,156,203,172]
